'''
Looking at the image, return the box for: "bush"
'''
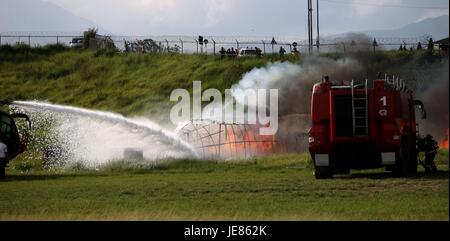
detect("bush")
[83,28,98,49]
[42,43,68,53]
[13,160,35,172]
[67,161,89,172]
[0,43,69,62]
[11,157,44,172]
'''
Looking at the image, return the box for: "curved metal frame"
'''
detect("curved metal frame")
[177,119,279,160]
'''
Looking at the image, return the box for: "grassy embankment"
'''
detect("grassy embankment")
[1,44,444,118]
[0,44,298,119]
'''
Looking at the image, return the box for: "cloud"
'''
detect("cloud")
[351,0,402,16]
[204,0,236,27]
[40,0,448,36]
[45,0,237,34]
[132,0,177,8]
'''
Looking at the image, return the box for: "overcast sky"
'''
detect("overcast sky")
[42,0,449,36]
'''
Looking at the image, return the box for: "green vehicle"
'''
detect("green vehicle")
[0,99,31,179]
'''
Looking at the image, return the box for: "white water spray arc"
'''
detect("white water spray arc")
[12,101,198,167]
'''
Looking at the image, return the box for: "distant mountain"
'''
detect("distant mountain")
[365,15,449,40]
[330,15,449,41]
[0,0,100,33]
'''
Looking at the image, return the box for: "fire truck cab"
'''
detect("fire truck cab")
[308,76,426,179]
[0,99,31,179]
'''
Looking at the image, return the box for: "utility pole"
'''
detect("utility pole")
[316,0,320,53]
[307,0,313,55]
[307,0,311,55]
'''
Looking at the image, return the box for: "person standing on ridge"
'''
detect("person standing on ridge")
[279,46,286,57]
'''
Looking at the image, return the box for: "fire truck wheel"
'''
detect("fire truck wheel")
[391,157,409,177]
[392,134,414,177]
[314,167,334,179]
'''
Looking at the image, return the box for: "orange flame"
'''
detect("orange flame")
[222,125,278,158]
[440,128,449,149]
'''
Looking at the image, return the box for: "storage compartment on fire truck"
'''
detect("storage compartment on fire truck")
[334,95,353,137]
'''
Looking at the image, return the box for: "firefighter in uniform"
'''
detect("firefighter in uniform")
[417,134,438,173]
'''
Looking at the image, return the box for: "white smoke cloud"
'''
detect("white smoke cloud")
[231,57,364,115]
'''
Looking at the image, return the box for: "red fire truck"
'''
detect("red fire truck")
[308,76,427,179]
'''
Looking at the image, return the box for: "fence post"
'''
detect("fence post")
[262,40,266,54]
[212,39,216,56]
[0,34,2,46]
[195,39,199,54]
[56,35,59,44]
[372,38,378,53]
[236,39,239,50]
[180,39,184,54]
[28,34,31,46]
[165,39,169,52]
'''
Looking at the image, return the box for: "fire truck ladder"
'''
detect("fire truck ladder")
[351,79,369,136]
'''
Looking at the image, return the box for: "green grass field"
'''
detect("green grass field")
[1,153,448,221]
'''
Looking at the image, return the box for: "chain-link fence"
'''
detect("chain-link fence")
[0,32,434,55]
